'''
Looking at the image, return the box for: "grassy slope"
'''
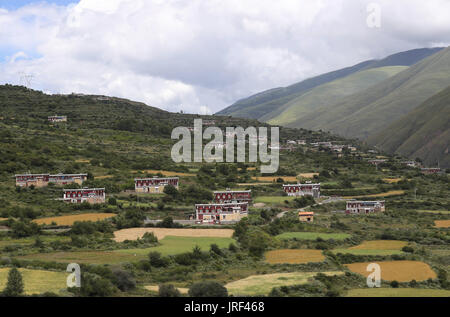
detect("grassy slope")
[367,85,450,168]
[267,66,408,126]
[0,268,67,295]
[346,288,450,297]
[217,48,443,121]
[216,60,375,119]
[296,46,450,142]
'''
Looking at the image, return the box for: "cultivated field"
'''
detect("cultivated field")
[382,178,402,183]
[434,220,450,228]
[18,251,148,264]
[145,285,189,294]
[113,227,234,242]
[276,232,351,241]
[0,268,66,295]
[343,190,405,199]
[417,210,450,214]
[226,271,343,296]
[0,218,7,222]
[252,176,298,182]
[346,288,450,297]
[118,236,236,256]
[265,249,325,264]
[33,213,116,226]
[0,236,70,248]
[132,170,195,177]
[254,196,296,204]
[333,240,407,255]
[345,261,437,282]
[298,173,319,178]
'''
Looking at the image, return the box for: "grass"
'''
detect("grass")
[0,235,70,247]
[345,261,437,282]
[416,210,450,214]
[113,228,234,242]
[17,236,237,264]
[343,190,405,199]
[17,250,147,264]
[276,232,351,241]
[346,288,450,297]
[33,213,116,226]
[333,240,407,255]
[118,236,236,256]
[265,249,325,264]
[132,170,195,177]
[0,268,67,295]
[254,196,295,204]
[225,271,343,296]
[434,220,450,228]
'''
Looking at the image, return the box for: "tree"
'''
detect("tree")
[148,251,168,268]
[188,281,228,297]
[390,280,399,288]
[159,284,181,297]
[3,267,24,296]
[163,184,179,198]
[112,269,136,292]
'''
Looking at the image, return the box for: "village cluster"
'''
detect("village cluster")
[25,115,440,225]
[14,172,387,225]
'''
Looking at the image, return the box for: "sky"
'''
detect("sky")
[1,0,450,114]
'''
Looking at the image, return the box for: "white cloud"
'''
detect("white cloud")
[1,0,450,114]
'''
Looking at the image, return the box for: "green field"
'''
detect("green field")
[332,249,404,256]
[346,288,450,297]
[118,236,236,256]
[0,268,67,295]
[226,271,343,296]
[17,236,236,264]
[276,232,351,241]
[254,196,295,204]
[0,236,71,248]
[416,210,450,214]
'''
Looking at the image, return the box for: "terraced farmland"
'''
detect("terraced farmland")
[265,249,325,264]
[345,261,437,282]
[333,240,407,255]
[33,213,116,226]
[226,271,343,296]
[276,232,351,241]
[0,268,67,295]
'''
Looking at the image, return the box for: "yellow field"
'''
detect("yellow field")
[0,218,7,222]
[344,190,405,199]
[345,261,437,282]
[113,227,234,242]
[95,175,113,179]
[298,173,319,178]
[237,183,274,186]
[145,285,189,294]
[0,268,66,295]
[33,213,116,226]
[434,220,450,228]
[383,178,402,183]
[265,249,325,264]
[226,271,343,296]
[252,176,298,182]
[132,170,195,177]
[346,288,450,297]
[349,240,407,250]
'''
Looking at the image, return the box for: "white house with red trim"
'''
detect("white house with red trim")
[134,177,179,193]
[283,183,320,198]
[213,189,252,204]
[63,188,106,204]
[195,202,248,224]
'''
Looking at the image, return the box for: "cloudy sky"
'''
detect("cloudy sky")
[1,0,450,114]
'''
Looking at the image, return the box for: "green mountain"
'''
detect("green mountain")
[295,46,450,141]
[368,85,450,168]
[216,47,443,120]
[267,66,407,126]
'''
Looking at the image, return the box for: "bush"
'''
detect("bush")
[390,281,399,288]
[188,281,228,297]
[112,269,136,292]
[159,284,181,297]
[71,273,117,297]
[148,252,169,268]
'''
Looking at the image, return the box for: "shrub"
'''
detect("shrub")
[188,281,228,297]
[159,284,181,297]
